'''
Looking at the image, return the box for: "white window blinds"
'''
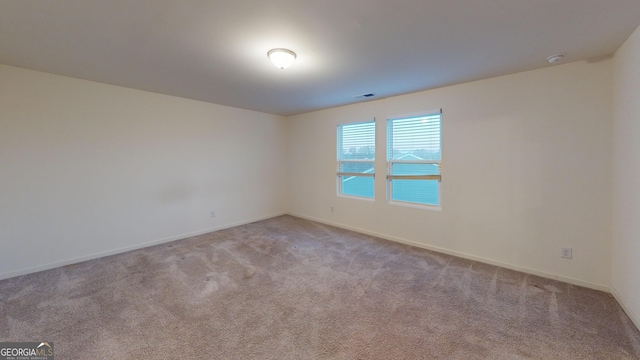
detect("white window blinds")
[386,111,441,206]
[337,120,375,199]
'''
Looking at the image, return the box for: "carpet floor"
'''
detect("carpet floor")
[1,215,639,359]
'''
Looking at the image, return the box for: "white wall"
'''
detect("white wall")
[612,25,640,329]
[0,65,288,279]
[288,60,613,290]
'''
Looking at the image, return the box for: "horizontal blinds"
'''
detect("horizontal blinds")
[386,111,442,206]
[339,161,375,176]
[337,121,375,160]
[387,163,440,181]
[337,120,375,199]
[387,113,441,161]
[340,176,374,198]
[390,179,439,205]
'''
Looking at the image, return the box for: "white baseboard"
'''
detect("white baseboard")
[0,212,286,281]
[288,212,611,293]
[611,286,640,332]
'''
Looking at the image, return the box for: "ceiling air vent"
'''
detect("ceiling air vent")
[355,93,375,99]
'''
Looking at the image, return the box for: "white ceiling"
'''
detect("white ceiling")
[1,0,639,116]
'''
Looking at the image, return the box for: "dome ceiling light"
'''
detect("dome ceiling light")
[268,48,297,69]
[547,54,565,64]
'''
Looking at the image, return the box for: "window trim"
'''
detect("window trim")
[386,110,442,209]
[336,119,376,200]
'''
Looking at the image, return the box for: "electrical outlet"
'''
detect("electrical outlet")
[330,206,334,213]
[210,211,216,218]
[561,247,572,259]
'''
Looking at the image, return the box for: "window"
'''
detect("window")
[386,111,442,207]
[337,120,375,199]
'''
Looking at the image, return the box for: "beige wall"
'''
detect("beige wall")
[0,65,288,279]
[288,59,613,290]
[612,25,640,329]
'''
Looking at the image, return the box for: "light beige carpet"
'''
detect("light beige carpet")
[1,215,639,359]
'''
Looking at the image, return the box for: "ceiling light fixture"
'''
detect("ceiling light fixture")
[268,48,296,69]
[547,54,565,64]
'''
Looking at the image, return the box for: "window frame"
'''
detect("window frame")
[336,119,376,200]
[386,110,442,210]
